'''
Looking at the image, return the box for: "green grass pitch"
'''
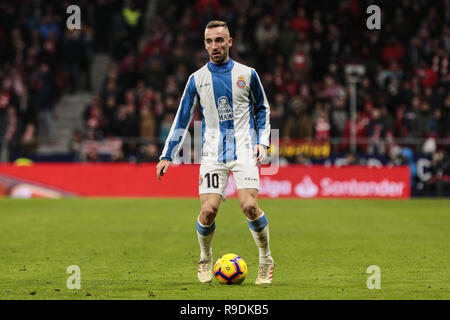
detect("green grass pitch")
[0,198,449,300]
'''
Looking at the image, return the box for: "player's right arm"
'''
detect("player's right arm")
[157,74,198,180]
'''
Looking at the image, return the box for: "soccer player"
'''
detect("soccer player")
[156,20,274,285]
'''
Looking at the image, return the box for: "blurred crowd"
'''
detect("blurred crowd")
[80,0,449,166]
[0,0,145,159]
[1,0,449,181]
[0,0,95,158]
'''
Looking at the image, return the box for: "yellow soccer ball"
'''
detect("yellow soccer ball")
[214,253,247,285]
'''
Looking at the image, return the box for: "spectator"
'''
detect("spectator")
[417,60,438,88]
[68,129,83,161]
[18,123,39,157]
[4,106,19,151]
[417,101,433,138]
[330,97,348,138]
[289,42,312,83]
[112,104,138,138]
[291,7,311,35]
[277,20,297,59]
[382,36,404,67]
[424,150,450,197]
[140,103,157,140]
[102,96,118,137]
[442,93,450,137]
[367,108,386,155]
[283,97,312,140]
[255,15,278,52]
[35,63,57,143]
[139,142,161,162]
[313,106,331,142]
[270,92,287,130]
[158,113,175,142]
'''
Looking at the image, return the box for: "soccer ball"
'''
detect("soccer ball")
[214,253,247,285]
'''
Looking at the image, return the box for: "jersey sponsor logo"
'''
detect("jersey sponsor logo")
[217,96,233,122]
[236,76,246,88]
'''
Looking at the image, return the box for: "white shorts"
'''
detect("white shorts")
[199,161,260,198]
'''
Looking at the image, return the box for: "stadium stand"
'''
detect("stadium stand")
[83,0,449,155]
[0,0,449,195]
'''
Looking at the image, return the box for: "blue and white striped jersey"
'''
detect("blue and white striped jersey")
[160,59,270,163]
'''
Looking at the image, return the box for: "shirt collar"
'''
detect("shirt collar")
[207,58,234,73]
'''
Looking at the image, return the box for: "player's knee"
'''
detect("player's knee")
[241,201,258,220]
[200,205,218,225]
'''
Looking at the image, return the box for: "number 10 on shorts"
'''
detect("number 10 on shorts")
[205,173,219,188]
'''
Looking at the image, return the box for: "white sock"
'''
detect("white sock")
[196,216,215,260]
[248,212,272,263]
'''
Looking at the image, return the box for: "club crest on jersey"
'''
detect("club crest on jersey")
[237,76,246,88]
[217,96,233,122]
[199,174,203,185]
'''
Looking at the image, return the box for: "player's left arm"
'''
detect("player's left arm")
[250,69,271,165]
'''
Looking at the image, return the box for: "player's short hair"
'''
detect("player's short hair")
[205,20,229,31]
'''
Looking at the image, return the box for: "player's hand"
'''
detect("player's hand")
[254,144,267,166]
[156,160,171,180]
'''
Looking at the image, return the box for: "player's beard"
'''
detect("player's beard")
[210,49,228,64]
